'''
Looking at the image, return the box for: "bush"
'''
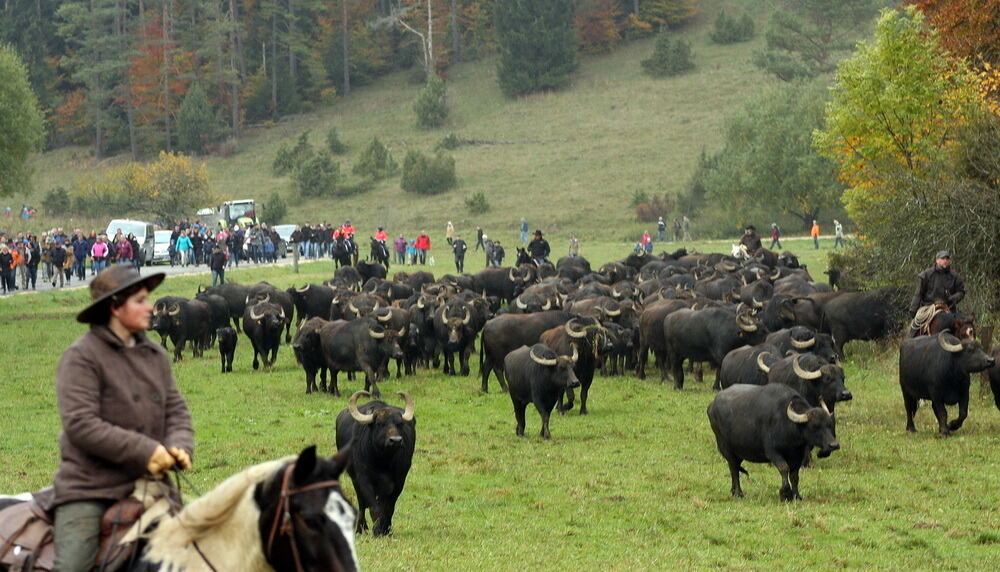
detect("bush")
[710,11,755,44]
[641,34,695,77]
[400,149,457,195]
[177,84,220,154]
[265,192,287,225]
[352,137,397,180]
[464,190,491,214]
[634,193,675,223]
[414,75,448,129]
[273,132,315,176]
[437,133,462,151]
[294,153,339,198]
[326,127,348,155]
[42,187,72,216]
[628,190,651,208]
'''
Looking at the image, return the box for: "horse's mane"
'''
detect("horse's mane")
[137,456,296,572]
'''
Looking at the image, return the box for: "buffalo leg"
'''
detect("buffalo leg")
[788,468,803,501]
[460,347,471,376]
[726,457,745,498]
[538,408,552,440]
[480,354,492,392]
[329,371,340,397]
[637,343,648,380]
[252,350,260,370]
[949,395,969,432]
[931,399,951,436]
[350,479,377,534]
[305,368,316,394]
[902,390,919,432]
[220,352,227,374]
[513,401,528,437]
[319,368,328,393]
[579,380,592,415]
[373,493,400,537]
[364,368,382,399]
[670,356,685,390]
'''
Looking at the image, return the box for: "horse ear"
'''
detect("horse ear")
[293,445,318,482]
[329,443,352,477]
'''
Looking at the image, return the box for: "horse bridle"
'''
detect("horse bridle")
[265,464,346,572]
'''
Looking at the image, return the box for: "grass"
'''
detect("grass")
[3,240,1000,570]
[17,0,786,244]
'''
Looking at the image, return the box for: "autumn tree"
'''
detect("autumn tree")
[0,44,45,196]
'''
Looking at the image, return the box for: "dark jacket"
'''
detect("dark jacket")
[51,326,194,507]
[453,239,467,257]
[910,266,965,314]
[527,237,550,259]
[49,245,67,267]
[210,250,227,272]
[739,232,762,255]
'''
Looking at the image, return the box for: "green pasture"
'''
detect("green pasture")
[2,239,999,570]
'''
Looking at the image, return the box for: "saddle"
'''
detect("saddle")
[0,489,144,572]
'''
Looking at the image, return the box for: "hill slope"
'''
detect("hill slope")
[27,0,778,240]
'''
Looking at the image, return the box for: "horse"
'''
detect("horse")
[0,446,359,572]
[912,303,976,340]
[369,238,390,271]
[331,237,353,269]
[515,247,533,267]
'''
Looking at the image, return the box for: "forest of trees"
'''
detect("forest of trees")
[0,0,701,160]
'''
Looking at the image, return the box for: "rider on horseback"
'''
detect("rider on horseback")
[908,250,966,337]
[49,266,194,571]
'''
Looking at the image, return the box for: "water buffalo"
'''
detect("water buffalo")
[762,353,851,414]
[335,391,416,536]
[151,297,211,362]
[319,318,405,398]
[663,306,766,390]
[479,310,576,392]
[504,344,580,440]
[292,317,330,393]
[243,301,287,370]
[717,343,780,389]
[899,333,996,436]
[287,283,336,327]
[217,326,237,373]
[708,384,840,501]
[765,327,838,364]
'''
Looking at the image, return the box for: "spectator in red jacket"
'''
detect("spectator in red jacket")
[415,232,431,265]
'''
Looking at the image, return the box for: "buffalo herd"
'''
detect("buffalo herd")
[150,245,998,517]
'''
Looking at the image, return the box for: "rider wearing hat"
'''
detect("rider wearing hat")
[527,230,550,265]
[909,250,965,315]
[49,265,194,571]
[739,225,762,256]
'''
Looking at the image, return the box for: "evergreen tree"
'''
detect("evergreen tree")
[0,44,45,196]
[414,74,448,128]
[494,0,578,97]
[178,84,220,154]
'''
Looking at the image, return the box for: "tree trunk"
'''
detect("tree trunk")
[288,0,296,81]
[270,17,278,116]
[450,0,458,63]
[162,0,173,151]
[342,0,350,95]
[230,0,246,83]
[791,208,820,231]
[116,0,137,160]
[426,0,433,75]
[633,0,639,15]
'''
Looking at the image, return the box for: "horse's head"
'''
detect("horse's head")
[259,445,359,572]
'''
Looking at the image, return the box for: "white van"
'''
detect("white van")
[105,219,156,265]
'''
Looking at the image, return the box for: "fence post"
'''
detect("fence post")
[292,243,299,274]
[979,325,994,399]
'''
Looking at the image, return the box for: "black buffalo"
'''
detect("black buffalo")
[355,260,388,283]
[433,300,478,376]
[717,343,780,389]
[764,327,838,364]
[319,318,405,397]
[217,326,237,373]
[243,301,287,370]
[473,267,527,304]
[287,283,336,327]
[292,317,330,393]
[504,344,580,440]
[761,353,852,414]
[198,282,250,331]
[663,306,765,390]
[246,282,295,343]
[151,297,212,362]
[708,384,840,501]
[540,318,611,415]
[899,333,996,435]
[479,311,576,392]
[335,391,416,536]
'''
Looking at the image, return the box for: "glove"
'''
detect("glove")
[168,446,192,470]
[147,445,175,475]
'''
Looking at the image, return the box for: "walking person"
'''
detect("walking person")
[46,265,193,572]
[12,242,26,290]
[493,239,506,266]
[657,217,667,242]
[114,235,134,268]
[0,243,14,294]
[810,220,821,249]
[415,231,431,265]
[210,245,227,286]
[834,220,846,248]
[519,218,529,244]
[446,221,455,246]
[682,216,692,241]
[394,234,407,265]
[50,239,67,288]
[769,223,782,250]
[483,235,494,268]
[475,226,485,251]
[568,234,580,258]
[452,235,468,273]
[26,237,39,290]
[673,218,682,242]
[91,235,110,275]
[176,230,192,266]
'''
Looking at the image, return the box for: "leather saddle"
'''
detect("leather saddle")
[0,488,143,572]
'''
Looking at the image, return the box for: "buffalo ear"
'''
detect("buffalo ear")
[329,443,352,478]
[293,445,318,482]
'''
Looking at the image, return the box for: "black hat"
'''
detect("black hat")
[936,250,951,259]
[533,230,543,237]
[745,225,756,231]
[76,265,165,324]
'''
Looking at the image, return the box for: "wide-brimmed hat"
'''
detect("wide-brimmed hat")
[77,265,166,324]
[533,230,543,237]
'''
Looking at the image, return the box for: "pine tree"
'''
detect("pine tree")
[178,84,220,154]
[494,0,578,96]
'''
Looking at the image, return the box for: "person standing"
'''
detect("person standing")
[769,223,782,250]
[483,235,494,267]
[810,220,821,249]
[446,221,455,246]
[415,231,431,265]
[0,243,14,294]
[475,226,485,251]
[176,230,192,266]
[452,235,468,273]
[114,235,133,268]
[91,235,109,275]
[673,218,682,242]
[834,220,845,248]
[520,218,529,244]
[72,232,88,281]
[657,217,667,242]
[47,266,193,571]
[406,239,418,265]
[210,245,227,286]
[50,239,67,288]
[640,231,652,254]
[394,234,407,265]
[12,242,26,290]
[527,230,550,265]
[493,239,506,266]
[568,234,580,258]
[26,236,40,290]
[682,216,692,241]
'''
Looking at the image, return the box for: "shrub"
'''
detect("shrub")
[294,153,339,198]
[42,187,72,216]
[273,132,315,176]
[641,34,695,77]
[265,192,287,225]
[629,190,651,208]
[326,127,348,155]
[464,190,491,214]
[437,133,462,151]
[414,75,448,129]
[352,137,397,180]
[710,11,755,44]
[400,149,457,195]
[635,193,675,222]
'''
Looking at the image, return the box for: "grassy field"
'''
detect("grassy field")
[16,0,794,243]
[3,240,1000,570]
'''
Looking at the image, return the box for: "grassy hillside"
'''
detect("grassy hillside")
[23,0,781,243]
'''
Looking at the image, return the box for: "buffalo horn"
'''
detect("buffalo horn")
[820,398,831,416]
[168,304,181,316]
[602,305,621,317]
[529,347,558,366]
[417,297,425,309]
[770,268,781,280]
[508,268,517,281]
[348,391,376,424]
[515,296,528,310]
[938,333,964,353]
[570,344,579,364]
[348,300,359,315]
[262,293,271,304]
[462,307,471,325]
[792,354,822,380]
[565,319,587,339]
[368,327,385,339]
[612,287,621,298]
[756,351,771,373]
[752,296,765,309]
[278,307,286,319]
[737,315,758,333]
[377,310,392,323]
[398,391,415,422]
[741,275,748,286]
[398,327,407,336]
[786,403,809,424]
[541,299,552,311]
[296,284,310,293]
[249,305,264,321]
[791,336,815,349]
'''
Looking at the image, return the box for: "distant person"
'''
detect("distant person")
[834,220,846,248]
[415,231,431,265]
[475,226,485,251]
[568,234,580,258]
[446,221,455,246]
[810,220,820,249]
[673,218,682,242]
[483,235,494,268]
[520,218,529,244]
[452,235,468,273]
[527,230,550,265]
[739,225,762,257]
[49,239,67,288]
[493,239,506,266]
[640,231,653,254]
[394,234,407,265]
[657,217,666,242]
[769,223,782,250]
[682,216,692,241]
[406,239,418,265]
[210,245,227,286]
[908,250,965,337]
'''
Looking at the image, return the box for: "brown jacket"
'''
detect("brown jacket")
[51,326,194,507]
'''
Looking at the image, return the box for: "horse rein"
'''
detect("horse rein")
[265,464,344,572]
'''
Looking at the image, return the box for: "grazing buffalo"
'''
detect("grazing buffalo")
[899,333,996,436]
[151,297,211,362]
[637,299,689,381]
[319,318,405,397]
[292,317,330,393]
[663,306,765,390]
[708,384,840,501]
[217,326,237,373]
[335,391,416,536]
[243,301,287,370]
[504,344,580,440]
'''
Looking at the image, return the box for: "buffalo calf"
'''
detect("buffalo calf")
[217,326,237,373]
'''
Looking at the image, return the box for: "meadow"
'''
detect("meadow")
[2,238,999,570]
